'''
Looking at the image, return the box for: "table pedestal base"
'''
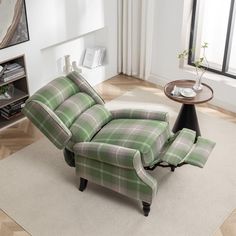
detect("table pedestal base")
[172,104,201,136]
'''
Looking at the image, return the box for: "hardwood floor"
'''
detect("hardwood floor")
[214,209,236,236]
[0,210,30,236]
[0,118,43,160]
[0,74,235,236]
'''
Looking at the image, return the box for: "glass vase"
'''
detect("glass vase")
[193,75,203,91]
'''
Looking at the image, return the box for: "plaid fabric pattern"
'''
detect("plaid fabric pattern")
[55,92,95,127]
[74,142,140,169]
[75,146,157,203]
[160,128,196,166]
[110,109,169,122]
[23,100,72,149]
[67,71,104,105]
[70,104,112,143]
[184,137,216,168]
[92,119,170,166]
[23,71,216,209]
[27,76,79,110]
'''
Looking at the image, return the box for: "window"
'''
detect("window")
[189,0,236,79]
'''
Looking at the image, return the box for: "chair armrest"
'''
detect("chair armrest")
[73,142,139,169]
[74,142,157,197]
[110,109,169,122]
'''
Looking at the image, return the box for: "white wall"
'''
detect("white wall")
[36,0,105,49]
[93,0,118,81]
[0,0,118,94]
[149,0,236,113]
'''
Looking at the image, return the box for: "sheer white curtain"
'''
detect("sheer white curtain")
[118,0,154,79]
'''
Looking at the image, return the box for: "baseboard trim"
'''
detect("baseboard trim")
[209,98,236,115]
[147,73,170,87]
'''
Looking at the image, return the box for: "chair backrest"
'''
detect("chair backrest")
[23,72,112,150]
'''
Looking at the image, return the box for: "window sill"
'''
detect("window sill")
[180,64,236,87]
[179,64,236,113]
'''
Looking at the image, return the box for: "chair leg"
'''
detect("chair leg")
[79,178,88,192]
[142,202,151,217]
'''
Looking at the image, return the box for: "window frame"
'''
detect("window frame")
[188,0,236,79]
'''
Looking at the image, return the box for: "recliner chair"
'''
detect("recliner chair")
[23,71,215,216]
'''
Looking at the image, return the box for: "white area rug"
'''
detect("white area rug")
[0,88,236,236]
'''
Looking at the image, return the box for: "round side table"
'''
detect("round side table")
[164,80,213,136]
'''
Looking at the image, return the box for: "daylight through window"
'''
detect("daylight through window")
[189,0,236,79]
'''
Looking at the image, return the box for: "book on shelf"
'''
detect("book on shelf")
[0,63,25,82]
[3,98,26,110]
[0,97,24,119]
[0,64,8,77]
[1,103,24,114]
[1,110,22,120]
[2,67,25,77]
[1,107,22,117]
[0,70,25,82]
[0,96,25,119]
[5,63,22,71]
[9,97,26,105]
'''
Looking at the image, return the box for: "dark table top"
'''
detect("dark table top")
[164,80,214,105]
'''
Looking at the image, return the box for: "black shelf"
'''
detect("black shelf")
[0,88,28,109]
[0,55,29,130]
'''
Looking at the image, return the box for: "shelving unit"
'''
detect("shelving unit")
[0,55,29,129]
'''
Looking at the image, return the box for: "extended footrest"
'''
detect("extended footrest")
[151,128,215,170]
[184,136,215,168]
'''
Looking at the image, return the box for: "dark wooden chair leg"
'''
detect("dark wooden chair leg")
[79,178,88,192]
[142,202,151,217]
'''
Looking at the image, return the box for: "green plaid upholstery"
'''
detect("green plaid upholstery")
[70,104,112,143]
[184,137,216,168]
[23,76,79,148]
[74,143,157,203]
[23,74,107,149]
[55,93,95,127]
[74,142,139,169]
[67,72,104,105]
[111,109,169,122]
[23,71,216,211]
[92,119,170,166]
[23,100,72,149]
[160,128,196,166]
[27,76,79,110]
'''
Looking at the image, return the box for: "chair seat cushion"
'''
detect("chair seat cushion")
[92,119,170,166]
